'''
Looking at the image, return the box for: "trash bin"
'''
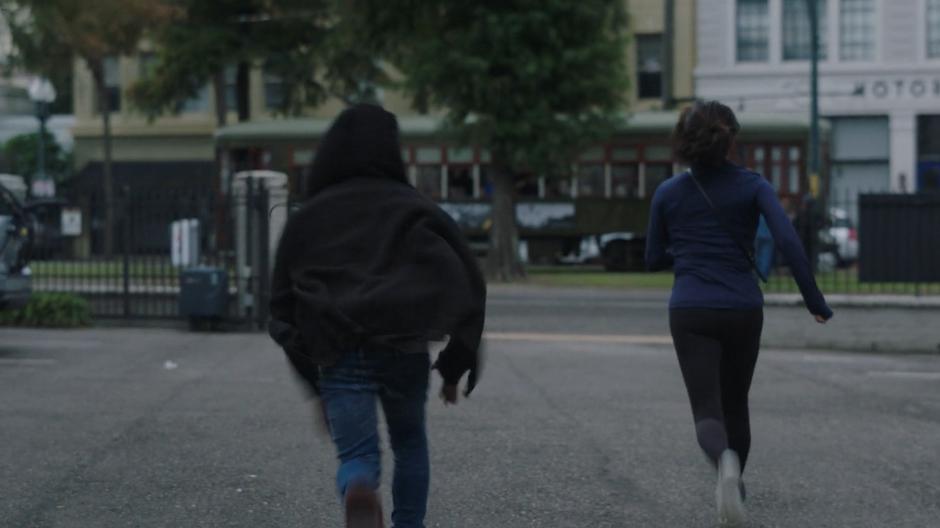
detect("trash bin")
[179,266,228,329]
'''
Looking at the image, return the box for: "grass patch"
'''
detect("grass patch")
[29,260,235,280]
[526,266,940,295]
[764,269,940,295]
[526,266,674,289]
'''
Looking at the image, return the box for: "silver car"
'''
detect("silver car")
[828,207,859,266]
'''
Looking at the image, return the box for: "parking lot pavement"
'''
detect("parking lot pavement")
[2,321,938,527]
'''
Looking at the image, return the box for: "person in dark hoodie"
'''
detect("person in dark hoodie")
[268,104,486,528]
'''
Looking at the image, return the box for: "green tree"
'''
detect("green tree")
[347,0,630,280]
[1,0,175,256]
[128,0,383,126]
[2,131,71,185]
[0,4,74,114]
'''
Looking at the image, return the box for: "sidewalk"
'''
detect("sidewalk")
[488,283,940,354]
[492,283,940,309]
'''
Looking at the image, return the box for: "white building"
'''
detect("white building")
[695,0,940,200]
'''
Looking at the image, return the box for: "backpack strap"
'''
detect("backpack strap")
[686,170,768,282]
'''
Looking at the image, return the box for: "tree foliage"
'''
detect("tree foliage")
[0,2,73,113]
[2,131,71,185]
[4,0,176,68]
[1,0,177,256]
[347,0,631,278]
[129,0,384,122]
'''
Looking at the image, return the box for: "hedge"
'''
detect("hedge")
[0,293,91,328]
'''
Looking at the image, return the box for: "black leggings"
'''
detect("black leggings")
[669,308,763,472]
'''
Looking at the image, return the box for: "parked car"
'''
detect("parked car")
[554,232,647,271]
[24,197,69,260]
[828,207,858,266]
[0,178,33,310]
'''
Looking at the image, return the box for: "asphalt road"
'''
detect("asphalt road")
[2,288,939,527]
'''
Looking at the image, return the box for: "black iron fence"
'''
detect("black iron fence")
[26,183,939,324]
[27,183,273,325]
[763,191,940,295]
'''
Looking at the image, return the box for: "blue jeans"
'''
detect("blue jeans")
[319,348,431,528]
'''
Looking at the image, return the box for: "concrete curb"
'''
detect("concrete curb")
[493,283,940,310]
[764,293,940,309]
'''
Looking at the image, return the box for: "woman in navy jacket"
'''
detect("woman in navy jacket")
[646,100,833,527]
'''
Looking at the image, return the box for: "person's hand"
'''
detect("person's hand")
[440,384,459,405]
[814,314,828,324]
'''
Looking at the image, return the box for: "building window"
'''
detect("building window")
[516,173,539,198]
[839,0,875,61]
[644,164,672,197]
[415,147,443,199]
[611,146,640,198]
[611,164,639,198]
[263,61,286,111]
[919,115,940,192]
[636,34,662,99]
[417,166,442,198]
[577,164,605,197]
[918,115,940,162]
[140,53,209,113]
[544,176,573,199]
[446,166,474,199]
[180,86,210,113]
[929,0,940,58]
[96,56,121,113]
[788,146,802,194]
[224,65,238,112]
[139,52,157,78]
[783,0,828,61]
[736,0,770,62]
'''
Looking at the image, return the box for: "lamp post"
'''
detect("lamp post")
[806,0,820,199]
[27,77,57,198]
[806,0,821,272]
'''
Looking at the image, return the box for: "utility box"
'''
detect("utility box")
[170,219,200,267]
[179,267,229,325]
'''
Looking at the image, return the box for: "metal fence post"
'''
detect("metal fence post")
[122,185,132,318]
[244,177,255,322]
[257,186,271,329]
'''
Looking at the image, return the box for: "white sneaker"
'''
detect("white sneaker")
[716,449,747,527]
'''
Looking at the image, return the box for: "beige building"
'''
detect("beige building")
[626,0,697,111]
[70,2,697,187]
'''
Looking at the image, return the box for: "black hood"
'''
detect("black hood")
[304,104,408,198]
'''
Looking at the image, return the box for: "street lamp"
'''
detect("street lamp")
[806,0,820,199]
[27,77,57,198]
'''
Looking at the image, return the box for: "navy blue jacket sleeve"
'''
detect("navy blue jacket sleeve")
[645,187,674,271]
[756,182,833,319]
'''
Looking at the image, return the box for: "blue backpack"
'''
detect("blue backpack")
[753,216,775,282]
[688,171,775,283]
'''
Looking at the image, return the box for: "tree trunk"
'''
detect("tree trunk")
[212,70,228,128]
[661,0,675,109]
[236,61,251,122]
[90,60,115,258]
[486,163,525,281]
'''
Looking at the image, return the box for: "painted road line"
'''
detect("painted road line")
[0,357,58,367]
[866,371,940,381]
[485,332,673,345]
